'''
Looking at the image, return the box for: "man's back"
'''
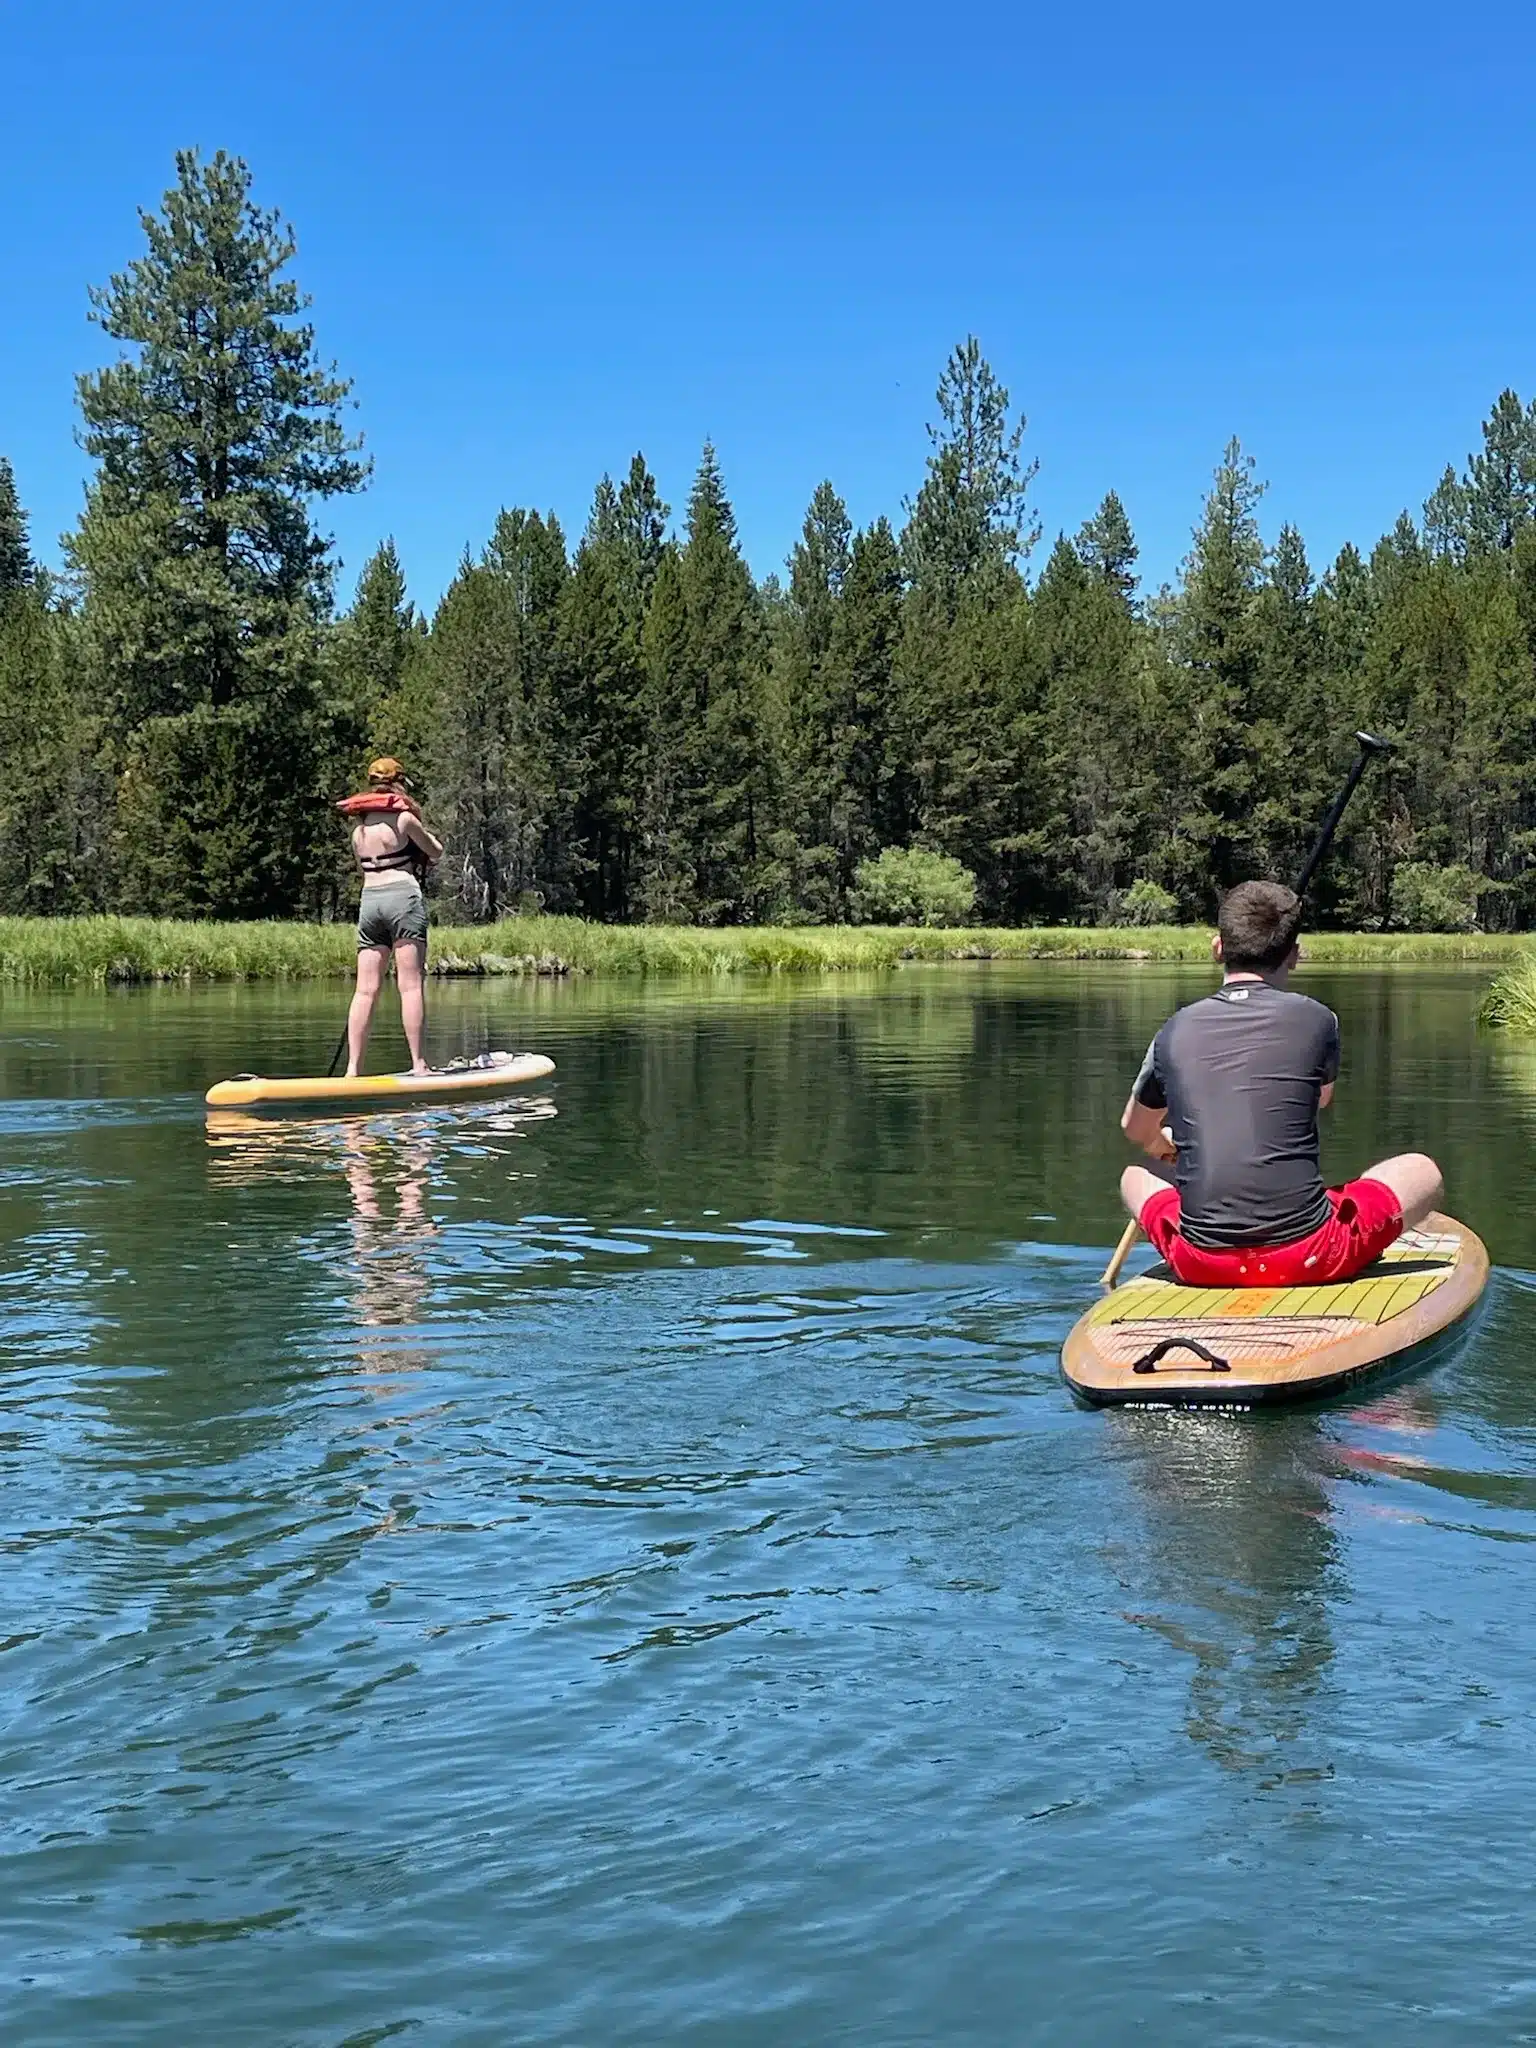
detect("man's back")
[1135,981,1340,1250]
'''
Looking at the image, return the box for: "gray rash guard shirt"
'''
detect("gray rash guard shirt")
[1133,981,1341,1251]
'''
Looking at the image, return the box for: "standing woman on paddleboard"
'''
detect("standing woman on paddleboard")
[339,758,444,1077]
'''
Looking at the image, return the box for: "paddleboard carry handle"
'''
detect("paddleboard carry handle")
[1131,1336,1230,1375]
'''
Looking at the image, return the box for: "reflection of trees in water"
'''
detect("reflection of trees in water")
[1112,1414,1345,1776]
[562,968,1201,1253]
[1317,970,1521,1255]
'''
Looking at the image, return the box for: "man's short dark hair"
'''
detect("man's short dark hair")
[1219,881,1303,972]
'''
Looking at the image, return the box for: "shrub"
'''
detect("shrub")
[849,847,977,927]
[1113,878,1180,927]
[1389,862,1483,934]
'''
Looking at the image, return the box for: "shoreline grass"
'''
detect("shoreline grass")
[0,915,1524,989]
[1479,954,1536,1032]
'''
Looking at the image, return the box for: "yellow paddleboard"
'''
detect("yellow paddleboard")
[1062,1212,1489,1410]
[205,1051,555,1109]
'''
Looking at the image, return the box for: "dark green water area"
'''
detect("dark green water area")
[4,963,1536,2044]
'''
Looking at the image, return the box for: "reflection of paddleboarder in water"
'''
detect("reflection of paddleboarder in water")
[341,1123,439,1340]
[1117,1414,1343,1773]
[339,758,444,1078]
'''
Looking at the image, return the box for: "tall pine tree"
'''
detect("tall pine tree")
[557,479,649,919]
[1155,438,1268,906]
[0,591,110,911]
[0,459,35,599]
[902,336,1039,597]
[637,544,695,921]
[428,510,568,919]
[1075,490,1139,609]
[676,445,781,922]
[780,480,855,915]
[70,149,367,916]
[1035,523,1149,920]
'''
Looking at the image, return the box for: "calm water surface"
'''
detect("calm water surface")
[4,964,1536,2044]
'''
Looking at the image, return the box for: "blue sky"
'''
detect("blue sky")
[3,0,1535,610]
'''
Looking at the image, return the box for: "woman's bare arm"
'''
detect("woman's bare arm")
[403,814,444,864]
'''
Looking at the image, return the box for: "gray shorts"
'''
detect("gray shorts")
[357,880,428,953]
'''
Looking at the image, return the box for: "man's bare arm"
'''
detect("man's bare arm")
[1122,1094,1176,1161]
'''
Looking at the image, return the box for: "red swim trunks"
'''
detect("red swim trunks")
[1139,1177,1404,1288]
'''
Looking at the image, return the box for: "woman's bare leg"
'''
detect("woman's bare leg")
[394,940,429,1074]
[1360,1153,1444,1230]
[347,946,388,1077]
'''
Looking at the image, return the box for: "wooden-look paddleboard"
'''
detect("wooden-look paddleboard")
[1062,1211,1488,1411]
[205,1051,554,1110]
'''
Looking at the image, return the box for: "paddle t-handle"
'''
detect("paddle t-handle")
[1292,730,1394,900]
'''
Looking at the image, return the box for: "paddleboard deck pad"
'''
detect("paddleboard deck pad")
[205,1050,555,1110]
[1062,1211,1488,1410]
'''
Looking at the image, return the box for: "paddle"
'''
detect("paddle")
[1100,729,1395,1289]
[326,1017,350,1079]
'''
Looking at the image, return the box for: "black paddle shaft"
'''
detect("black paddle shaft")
[1292,731,1394,901]
[326,1021,349,1079]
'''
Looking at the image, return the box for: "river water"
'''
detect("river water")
[4,964,1536,2044]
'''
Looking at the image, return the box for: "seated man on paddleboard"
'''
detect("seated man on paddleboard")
[1118,880,1443,1287]
[341,758,444,1078]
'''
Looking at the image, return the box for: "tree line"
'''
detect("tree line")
[4,148,1536,932]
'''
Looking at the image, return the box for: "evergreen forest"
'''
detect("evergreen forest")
[5,150,1536,934]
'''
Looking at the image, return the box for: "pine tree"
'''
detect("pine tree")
[1075,490,1139,609]
[303,539,433,915]
[1423,465,1473,562]
[1465,389,1536,553]
[0,592,111,910]
[557,481,648,919]
[897,564,1034,916]
[1462,556,1536,922]
[1513,523,1536,666]
[426,558,529,920]
[779,481,854,914]
[428,510,568,919]
[1250,523,1331,885]
[1421,392,1536,562]
[1156,438,1268,905]
[70,149,367,915]
[338,541,415,723]
[902,337,1039,599]
[636,544,695,920]
[616,453,669,617]
[329,539,436,776]
[827,517,905,871]
[1033,531,1150,920]
[1312,543,1382,922]
[789,481,852,651]
[0,459,35,599]
[676,444,781,921]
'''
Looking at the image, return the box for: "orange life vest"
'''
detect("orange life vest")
[340,789,427,880]
[337,789,422,819]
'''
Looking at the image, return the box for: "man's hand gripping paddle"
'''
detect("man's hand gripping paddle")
[1099,730,1396,1289]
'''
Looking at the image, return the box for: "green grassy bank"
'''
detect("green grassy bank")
[1479,954,1536,1032]
[0,915,1524,988]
